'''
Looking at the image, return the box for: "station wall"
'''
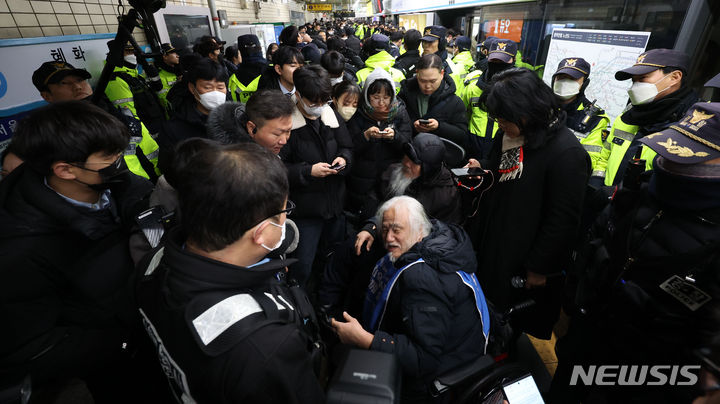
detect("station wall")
[0,0,320,40]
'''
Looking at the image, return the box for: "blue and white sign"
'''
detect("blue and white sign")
[0,33,115,152]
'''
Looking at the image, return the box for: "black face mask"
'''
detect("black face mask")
[485,62,513,82]
[72,155,129,191]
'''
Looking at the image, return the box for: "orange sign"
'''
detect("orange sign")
[483,19,524,43]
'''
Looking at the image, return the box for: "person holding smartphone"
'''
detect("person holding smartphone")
[346,68,412,223]
[398,54,469,150]
[280,65,353,288]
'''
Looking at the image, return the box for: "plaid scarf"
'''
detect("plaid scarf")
[362,98,399,123]
[498,134,525,182]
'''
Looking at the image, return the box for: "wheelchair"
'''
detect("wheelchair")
[326,299,547,404]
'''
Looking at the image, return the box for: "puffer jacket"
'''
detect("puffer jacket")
[280,105,353,219]
[205,102,252,145]
[157,96,209,173]
[563,163,720,403]
[0,165,152,371]
[370,220,489,400]
[346,68,412,220]
[398,73,470,150]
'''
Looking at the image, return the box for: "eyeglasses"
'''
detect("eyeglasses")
[275,200,296,217]
[69,154,124,172]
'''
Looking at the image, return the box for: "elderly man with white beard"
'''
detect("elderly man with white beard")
[331,196,490,403]
[316,133,463,327]
[382,132,461,223]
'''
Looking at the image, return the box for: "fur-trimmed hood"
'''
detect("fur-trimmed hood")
[206,102,252,144]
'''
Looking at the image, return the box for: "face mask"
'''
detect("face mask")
[338,106,356,121]
[330,76,343,86]
[627,73,672,106]
[73,156,129,191]
[553,78,582,100]
[486,62,512,82]
[123,54,137,66]
[301,98,325,117]
[261,219,286,251]
[196,89,226,110]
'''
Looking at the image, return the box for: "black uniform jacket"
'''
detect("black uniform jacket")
[137,230,325,404]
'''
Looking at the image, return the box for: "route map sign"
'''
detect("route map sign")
[542,28,651,121]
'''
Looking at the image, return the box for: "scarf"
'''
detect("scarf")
[622,86,695,127]
[156,60,182,76]
[498,134,525,182]
[362,98,399,123]
[650,157,720,211]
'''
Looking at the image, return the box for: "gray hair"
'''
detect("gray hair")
[375,196,432,240]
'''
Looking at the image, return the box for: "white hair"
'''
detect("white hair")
[375,196,432,240]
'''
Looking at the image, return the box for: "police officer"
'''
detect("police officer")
[552,57,610,185]
[156,43,181,114]
[460,38,517,159]
[105,44,166,132]
[420,25,456,75]
[32,61,160,180]
[603,48,697,187]
[355,34,405,92]
[474,36,496,74]
[553,102,720,403]
[228,34,268,103]
[137,142,325,404]
[451,36,475,77]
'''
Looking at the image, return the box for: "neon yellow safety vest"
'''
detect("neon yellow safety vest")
[157,67,177,113]
[105,65,161,179]
[356,51,405,94]
[515,50,544,78]
[106,65,141,120]
[460,70,499,139]
[124,120,161,179]
[453,51,475,75]
[451,52,473,96]
[567,102,611,179]
[228,74,261,103]
[603,115,656,186]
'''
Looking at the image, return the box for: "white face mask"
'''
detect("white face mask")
[300,98,325,117]
[553,78,581,100]
[123,54,137,66]
[196,90,226,110]
[337,106,356,121]
[261,219,286,252]
[627,73,672,106]
[330,76,344,86]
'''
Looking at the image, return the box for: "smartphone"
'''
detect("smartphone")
[451,167,484,177]
[329,163,346,171]
[502,374,544,404]
[418,119,431,125]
